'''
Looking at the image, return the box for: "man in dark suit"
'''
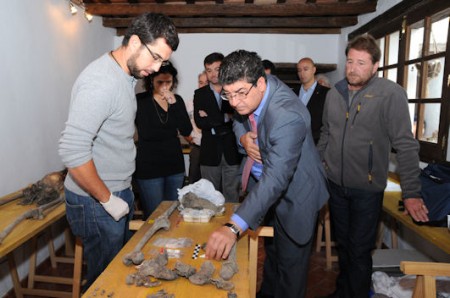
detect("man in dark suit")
[293,57,330,144]
[193,52,242,202]
[206,50,329,298]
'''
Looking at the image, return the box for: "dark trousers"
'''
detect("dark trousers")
[258,210,315,298]
[328,180,384,298]
[188,144,201,184]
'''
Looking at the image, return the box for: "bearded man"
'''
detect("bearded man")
[59,13,179,289]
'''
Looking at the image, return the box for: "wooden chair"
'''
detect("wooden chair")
[26,228,85,298]
[400,261,450,298]
[315,203,338,270]
[248,226,274,298]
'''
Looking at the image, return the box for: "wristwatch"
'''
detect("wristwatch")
[224,223,240,238]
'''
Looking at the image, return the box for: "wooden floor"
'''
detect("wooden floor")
[256,240,339,298]
[3,234,338,298]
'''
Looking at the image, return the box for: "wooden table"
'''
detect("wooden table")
[83,201,250,298]
[0,190,69,298]
[382,191,450,255]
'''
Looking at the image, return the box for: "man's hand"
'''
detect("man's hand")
[205,226,237,260]
[240,132,261,163]
[100,194,130,221]
[199,110,208,117]
[403,198,429,222]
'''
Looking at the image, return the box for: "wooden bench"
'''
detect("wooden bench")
[400,261,450,298]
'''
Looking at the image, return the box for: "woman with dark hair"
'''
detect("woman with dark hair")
[135,62,192,218]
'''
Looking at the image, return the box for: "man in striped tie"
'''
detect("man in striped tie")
[205,50,329,298]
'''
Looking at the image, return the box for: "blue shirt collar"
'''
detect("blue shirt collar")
[253,80,270,120]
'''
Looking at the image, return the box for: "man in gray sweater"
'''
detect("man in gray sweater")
[317,34,429,298]
[59,13,178,289]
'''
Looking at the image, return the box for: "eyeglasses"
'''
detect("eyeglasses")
[220,85,254,101]
[139,38,169,67]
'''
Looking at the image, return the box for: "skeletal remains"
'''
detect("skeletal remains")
[0,170,66,207]
[220,242,238,280]
[180,192,224,214]
[128,254,236,291]
[189,260,235,290]
[122,201,179,266]
[122,197,238,292]
[0,196,65,244]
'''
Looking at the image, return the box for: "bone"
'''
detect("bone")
[181,192,223,214]
[210,278,235,291]
[173,261,197,278]
[136,251,177,280]
[188,260,215,285]
[122,201,179,266]
[133,274,162,288]
[0,192,24,207]
[0,196,64,244]
[125,274,136,285]
[219,242,239,280]
[18,170,66,205]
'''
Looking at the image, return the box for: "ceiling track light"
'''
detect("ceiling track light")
[68,0,93,22]
[69,2,77,15]
[84,11,93,22]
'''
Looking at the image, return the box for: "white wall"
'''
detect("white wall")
[0,0,115,197]
[0,1,115,296]
[115,34,340,100]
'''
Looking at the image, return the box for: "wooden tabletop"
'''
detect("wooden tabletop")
[83,201,250,298]
[0,190,66,258]
[383,191,450,255]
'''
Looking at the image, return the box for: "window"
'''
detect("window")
[354,1,450,163]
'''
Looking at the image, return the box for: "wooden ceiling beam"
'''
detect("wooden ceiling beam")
[85,2,376,17]
[103,16,357,28]
[116,27,341,35]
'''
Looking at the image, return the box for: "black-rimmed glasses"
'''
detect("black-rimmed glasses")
[220,85,254,101]
[140,38,169,67]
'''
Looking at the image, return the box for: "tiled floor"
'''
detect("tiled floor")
[4,239,338,298]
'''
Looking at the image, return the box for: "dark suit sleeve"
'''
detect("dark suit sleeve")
[236,108,307,229]
[193,89,209,129]
[194,88,228,130]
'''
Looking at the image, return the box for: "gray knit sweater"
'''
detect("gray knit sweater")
[59,53,137,196]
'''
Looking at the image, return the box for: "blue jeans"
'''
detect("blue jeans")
[136,172,184,219]
[64,188,134,291]
[328,180,384,298]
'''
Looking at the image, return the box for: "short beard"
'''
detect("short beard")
[127,52,145,79]
[346,74,373,89]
